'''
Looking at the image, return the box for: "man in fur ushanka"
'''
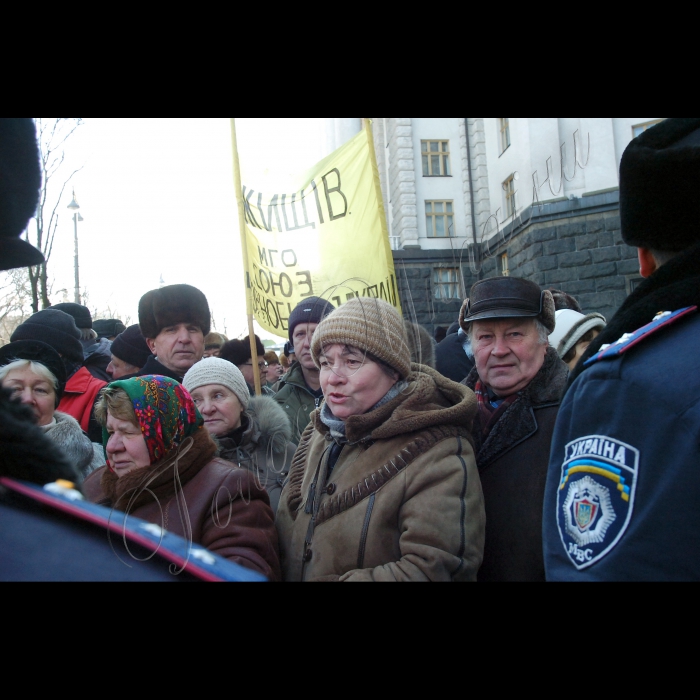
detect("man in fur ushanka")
[459,276,568,582]
[137,284,211,381]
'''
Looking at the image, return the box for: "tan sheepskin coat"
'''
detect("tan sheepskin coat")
[275,364,485,581]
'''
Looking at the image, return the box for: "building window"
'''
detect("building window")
[433,267,461,300]
[425,200,454,237]
[503,174,516,219]
[499,252,510,277]
[421,141,451,176]
[499,118,511,154]
[632,119,664,138]
[626,274,643,295]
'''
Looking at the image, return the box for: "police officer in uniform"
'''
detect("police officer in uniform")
[543,118,700,581]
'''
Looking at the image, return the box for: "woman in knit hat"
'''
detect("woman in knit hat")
[548,309,606,371]
[275,297,485,582]
[82,374,281,580]
[183,358,296,513]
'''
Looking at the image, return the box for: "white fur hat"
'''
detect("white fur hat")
[549,309,606,359]
[182,357,249,410]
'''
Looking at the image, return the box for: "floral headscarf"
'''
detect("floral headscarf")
[103,375,203,464]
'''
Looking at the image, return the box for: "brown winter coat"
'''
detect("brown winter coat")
[463,347,568,582]
[275,364,485,582]
[83,427,281,580]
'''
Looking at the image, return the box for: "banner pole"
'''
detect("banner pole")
[230,118,262,396]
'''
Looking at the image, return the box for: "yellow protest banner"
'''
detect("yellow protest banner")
[237,125,401,337]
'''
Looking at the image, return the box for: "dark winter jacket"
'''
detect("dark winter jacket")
[216,395,297,513]
[436,328,475,383]
[137,355,183,382]
[83,427,281,580]
[464,347,568,581]
[273,361,323,442]
[544,240,700,580]
[83,337,112,382]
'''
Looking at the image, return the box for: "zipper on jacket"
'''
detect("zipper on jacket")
[356,492,376,569]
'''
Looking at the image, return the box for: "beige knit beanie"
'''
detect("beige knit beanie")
[310,297,411,379]
[182,357,250,410]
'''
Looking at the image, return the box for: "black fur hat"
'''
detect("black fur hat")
[0,339,67,406]
[0,118,45,271]
[138,284,211,339]
[620,118,700,251]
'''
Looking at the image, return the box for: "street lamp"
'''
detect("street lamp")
[67,189,83,304]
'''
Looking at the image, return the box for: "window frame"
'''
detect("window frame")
[502,174,516,220]
[421,140,451,177]
[498,118,511,155]
[433,267,461,300]
[425,199,455,238]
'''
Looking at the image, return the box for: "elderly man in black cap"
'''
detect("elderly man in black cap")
[107,324,151,380]
[137,283,210,381]
[273,296,335,442]
[460,276,568,581]
[543,118,700,581]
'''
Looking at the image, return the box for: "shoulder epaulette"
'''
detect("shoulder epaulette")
[584,306,698,367]
[0,477,266,582]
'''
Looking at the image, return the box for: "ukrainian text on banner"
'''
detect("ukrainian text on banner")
[240,127,400,337]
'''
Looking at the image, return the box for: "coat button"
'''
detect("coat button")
[303,548,313,562]
[326,483,336,495]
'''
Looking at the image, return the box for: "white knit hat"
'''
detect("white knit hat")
[182,356,249,410]
[549,309,606,359]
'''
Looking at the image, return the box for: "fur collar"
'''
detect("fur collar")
[217,394,293,459]
[465,347,568,469]
[569,240,700,386]
[312,363,477,444]
[99,427,216,512]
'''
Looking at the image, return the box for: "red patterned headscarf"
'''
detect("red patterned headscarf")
[102,375,203,464]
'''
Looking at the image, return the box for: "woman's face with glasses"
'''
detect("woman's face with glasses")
[318,344,398,420]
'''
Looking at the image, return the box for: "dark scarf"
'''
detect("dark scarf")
[568,239,700,387]
[474,379,518,439]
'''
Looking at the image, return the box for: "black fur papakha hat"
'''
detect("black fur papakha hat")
[0,118,45,271]
[620,118,700,251]
[459,276,556,334]
[0,339,67,405]
[138,284,211,339]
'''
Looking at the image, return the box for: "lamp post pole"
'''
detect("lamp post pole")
[67,190,83,304]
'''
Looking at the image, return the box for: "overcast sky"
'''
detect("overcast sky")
[45,118,328,341]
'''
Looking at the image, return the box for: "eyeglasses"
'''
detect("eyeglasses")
[242,361,268,370]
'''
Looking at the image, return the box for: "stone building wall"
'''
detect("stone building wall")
[393,190,638,334]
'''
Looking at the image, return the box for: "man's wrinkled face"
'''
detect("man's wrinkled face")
[472,318,547,397]
[292,322,318,371]
[146,323,204,375]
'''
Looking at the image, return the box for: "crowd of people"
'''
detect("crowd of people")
[1,117,699,581]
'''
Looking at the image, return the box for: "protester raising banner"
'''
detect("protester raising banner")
[234,124,400,337]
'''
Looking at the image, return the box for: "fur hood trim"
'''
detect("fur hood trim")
[245,394,293,453]
[46,411,101,478]
[312,362,476,444]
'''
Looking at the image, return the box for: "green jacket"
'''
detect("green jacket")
[274,362,322,443]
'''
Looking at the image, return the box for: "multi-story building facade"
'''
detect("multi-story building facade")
[371,117,663,334]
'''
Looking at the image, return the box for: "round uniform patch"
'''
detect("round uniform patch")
[556,435,639,569]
